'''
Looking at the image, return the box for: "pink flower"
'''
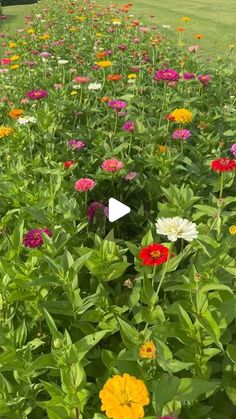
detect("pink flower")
[154,68,180,82]
[68,140,86,149]
[86,201,108,222]
[74,178,96,192]
[108,100,127,110]
[172,129,191,140]
[198,74,212,85]
[183,72,195,80]
[123,121,135,132]
[188,45,199,52]
[124,171,137,181]
[73,76,91,83]
[54,83,63,89]
[230,143,236,156]
[1,58,11,65]
[21,98,29,104]
[101,159,124,172]
[23,228,52,248]
[26,90,48,100]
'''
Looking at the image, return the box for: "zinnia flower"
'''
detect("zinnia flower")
[96,60,112,68]
[198,74,211,85]
[108,100,127,110]
[63,161,76,169]
[0,126,13,138]
[172,129,191,140]
[86,201,108,222]
[211,158,236,172]
[139,243,171,266]
[229,226,236,235]
[17,116,36,125]
[123,121,134,132]
[154,68,180,81]
[99,373,149,419]
[9,109,24,119]
[230,143,236,156]
[107,74,122,81]
[26,89,48,100]
[101,159,124,172]
[88,82,102,90]
[156,217,198,242]
[23,228,52,248]
[124,171,137,181]
[74,178,96,192]
[183,72,195,80]
[170,108,193,124]
[139,340,157,359]
[73,76,90,83]
[68,139,86,149]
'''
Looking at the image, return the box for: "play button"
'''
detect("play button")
[108,198,131,222]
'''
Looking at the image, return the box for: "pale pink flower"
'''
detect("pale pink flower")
[101,159,124,172]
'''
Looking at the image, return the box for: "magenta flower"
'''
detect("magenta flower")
[172,129,191,140]
[230,143,236,156]
[26,89,48,100]
[158,416,177,419]
[124,171,137,181]
[86,202,108,222]
[198,74,211,85]
[101,159,124,172]
[74,178,96,192]
[68,140,86,149]
[1,58,11,65]
[108,100,127,110]
[154,68,180,82]
[23,228,52,248]
[183,72,195,80]
[123,121,135,132]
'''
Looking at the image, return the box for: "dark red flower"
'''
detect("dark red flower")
[63,160,76,169]
[211,158,236,172]
[139,243,170,266]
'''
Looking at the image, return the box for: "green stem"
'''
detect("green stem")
[152,264,158,288]
[219,172,224,198]
[154,242,173,303]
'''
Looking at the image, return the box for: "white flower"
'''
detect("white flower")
[162,24,171,29]
[18,116,36,125]
[87,82,102,91]
[58,59,69,65]
[72,84,81,90]
[155,217,198,242]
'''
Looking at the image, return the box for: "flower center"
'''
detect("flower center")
[150,250,161,259]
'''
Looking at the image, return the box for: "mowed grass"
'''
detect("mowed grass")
[99,0,236,59]
[1,4,35,34]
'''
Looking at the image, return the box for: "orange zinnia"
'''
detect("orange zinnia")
[100,96,111,102]
[139,340,157,359]
[195,33,204,39]
[97,51,106,59]
[107,74,122,81]
[9,109,24,119]
[176,27,186,32]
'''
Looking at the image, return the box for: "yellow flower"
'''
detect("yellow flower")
[128,73,137,79]
[139,340,157,359]
[181,16,191,22]
[229,226,236,235]
[99,373,149,419]
[229,44,235,51]
[76,16,86,21]
[70,91,78,95]
[27,28,35,34]
[9,109,24,119]
[10,64,20,70]
[96,32,103,37]
[10,55,20,61]
[38,34,50,40]
[69,26,77,32]
[112,18,121,25]
[96,60,112,68]
[170,108,193,124]
[158,145,167,153]
[0,127,13,138]
[9,42,17,48]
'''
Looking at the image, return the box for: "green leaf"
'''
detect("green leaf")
[73,330,110,361]
[197,310,222,348]
[44,309,62,339]
[176,378,220,401]
[117,317,141,349]
[141,272,155,306]
[177,304,193,332]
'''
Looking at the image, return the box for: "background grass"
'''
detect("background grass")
[99,0,236,60]
[1,4,35,33]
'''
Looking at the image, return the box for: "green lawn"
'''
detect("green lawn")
[1,4,35,34]
[99,0,236,59]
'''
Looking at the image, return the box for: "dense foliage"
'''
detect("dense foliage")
[0,1,236,418]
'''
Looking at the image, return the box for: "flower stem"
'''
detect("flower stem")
[154,242,173,302]
[219,172,224,198]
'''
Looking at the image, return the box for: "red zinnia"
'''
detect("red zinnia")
[139,243,170,266]
[211,158,236,172]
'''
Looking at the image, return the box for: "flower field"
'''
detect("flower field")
[0,0,236,418]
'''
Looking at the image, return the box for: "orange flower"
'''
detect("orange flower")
[0,127,13,138]
[131,19,140,27]
[9,109,24,119]
[195,33,204,39]
[97,51,106,59]
[158,145,167,153]
[176,27,186,32]
[107,74,122,81]
[99,374,149,419]
[139,340,157,359]
[100,96,111,102]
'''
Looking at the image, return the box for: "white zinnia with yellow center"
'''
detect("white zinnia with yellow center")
[155,217,198,242]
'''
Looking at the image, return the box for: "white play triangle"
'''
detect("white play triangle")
[108,198,131,222]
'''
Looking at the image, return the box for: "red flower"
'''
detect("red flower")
[139,243,170,266]
[211,158,236,172]
[64,160,76,169]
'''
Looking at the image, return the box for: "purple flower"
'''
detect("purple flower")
[23,228,52,248]
[26,89,48,100]
[68,140,86,149]
[183,72,195,80]
[124,171,138,181]
[118,44,127,51]
[198,74,211,85]
[86,202,108,222]
[230,143,236,156]
[172,129,191,140]
[108,100,127,110]
[123,121,135,132]
[154,68,180,82]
